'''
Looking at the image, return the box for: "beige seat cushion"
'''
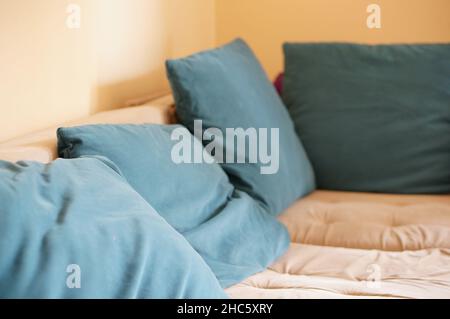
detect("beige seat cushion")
[280,191,450,251]
[227,191,450,299]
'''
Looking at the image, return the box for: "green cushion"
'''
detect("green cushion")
[283,43,450,194]
[166,39,315,215]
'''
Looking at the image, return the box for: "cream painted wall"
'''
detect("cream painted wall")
[0,0,215,142]
[2,0,449,142]
[216,0,450,78]
[0,0,97,142]
[95,0,215,112]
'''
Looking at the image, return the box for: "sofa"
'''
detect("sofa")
[1,93,449,299]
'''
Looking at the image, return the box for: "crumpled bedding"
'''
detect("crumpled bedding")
[227,191,450,299]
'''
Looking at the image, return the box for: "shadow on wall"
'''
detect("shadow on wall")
[94,72,170,113]
[93,0,215,113]
[92,0,172,113]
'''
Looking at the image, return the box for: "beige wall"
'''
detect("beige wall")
[2,0,449,142]
[95,0,215,112]
[0,0,215,142]
[0,0,96,142]
[216,0,450,78]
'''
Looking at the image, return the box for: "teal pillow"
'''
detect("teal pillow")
[166,38,315,216]
[0,157,226,299]
[57,124,290,288]
[60,124,232,233]
[283,43,450,194]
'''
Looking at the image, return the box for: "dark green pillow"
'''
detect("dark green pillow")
[166,39,315,215]
[283,43,450,194]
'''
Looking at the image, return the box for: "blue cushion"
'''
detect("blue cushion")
[283,43,450,194]
[57,124,290,287]
[0,157,226,299]
[60,125,232,233]
[166,38,315,215]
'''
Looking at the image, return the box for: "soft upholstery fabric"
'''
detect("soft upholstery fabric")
[59,125,231,233]
[166,38,315,215]
[57,124,290,288]
[227,191,450,299]
[0,145,53,163]
[0,101,174,163]
[283,43,450,194]
[0,157,226,299]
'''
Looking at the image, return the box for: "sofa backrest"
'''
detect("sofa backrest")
[0,95,175,163]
